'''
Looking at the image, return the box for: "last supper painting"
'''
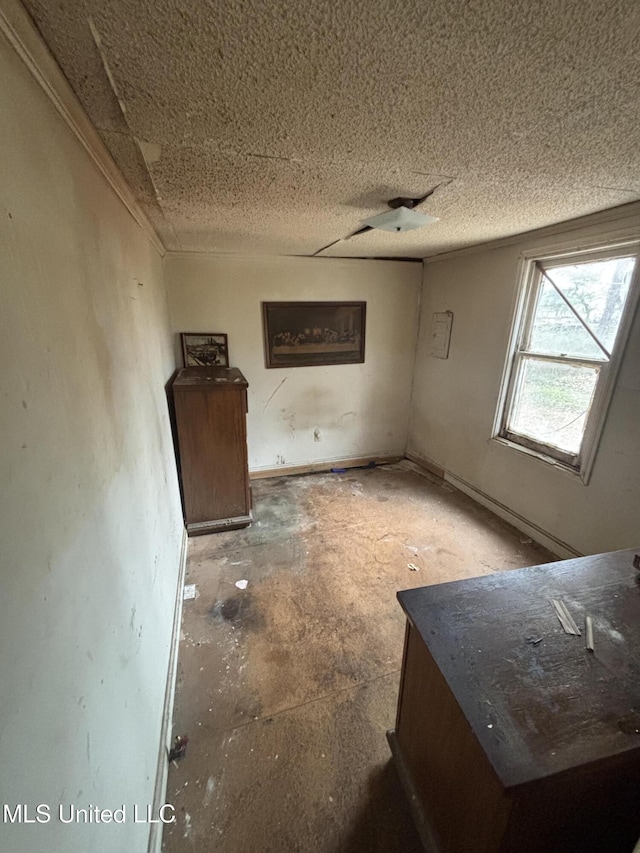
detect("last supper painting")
[262,301,366,368]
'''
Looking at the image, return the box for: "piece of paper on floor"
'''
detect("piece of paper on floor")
[235,579,248,590]
[183,584,197,600]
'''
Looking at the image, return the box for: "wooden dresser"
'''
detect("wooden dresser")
[389,549,640,853]
[172,367,251,535]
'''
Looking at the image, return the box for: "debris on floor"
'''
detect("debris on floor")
[168,735,189,762]
[183,584,197,600]
[164,461,553,853]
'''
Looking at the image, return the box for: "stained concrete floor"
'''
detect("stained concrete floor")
[162,460,552,853]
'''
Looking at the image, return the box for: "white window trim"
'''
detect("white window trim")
[492,235,640,485]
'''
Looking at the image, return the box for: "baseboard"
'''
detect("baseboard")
[404,451,445,480]
[407,454,581,560]
[249,454,403,480]
[147,525,188,853]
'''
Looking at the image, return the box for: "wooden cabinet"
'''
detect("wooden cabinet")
[389,549,640,853]
[172,367,251,535]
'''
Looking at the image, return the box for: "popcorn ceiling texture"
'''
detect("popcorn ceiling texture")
[25,0,640,257]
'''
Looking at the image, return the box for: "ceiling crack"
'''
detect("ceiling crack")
[88,17,172,220]
[246,152,303,163]
[591,185,640,195]
[87,17,128,118]
[412,172,457,181]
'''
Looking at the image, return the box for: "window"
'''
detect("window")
[496,241,640,482]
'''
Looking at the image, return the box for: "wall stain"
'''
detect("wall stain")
[280,410,296,438]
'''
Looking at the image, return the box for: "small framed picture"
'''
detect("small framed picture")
[181,333,229,367]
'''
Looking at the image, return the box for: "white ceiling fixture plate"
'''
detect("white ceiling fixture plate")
[361,206,439,233]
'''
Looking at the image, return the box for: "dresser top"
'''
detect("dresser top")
[173,367,248,389]
[398,548,640,788]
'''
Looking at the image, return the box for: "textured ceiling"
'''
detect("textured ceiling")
[23,0,640,258]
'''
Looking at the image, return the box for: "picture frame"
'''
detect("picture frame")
[181,332,229,367]
[262,301,366,368]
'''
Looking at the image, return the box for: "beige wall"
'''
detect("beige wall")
[0,25,183,853]
[165,254,422,472]
[408,210,640,556]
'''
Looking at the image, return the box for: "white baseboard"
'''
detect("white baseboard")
[405,450,445,480]
[444,472,581,560]
[406,453,581,560]
[250,453,403,480]
[147,525,188,853]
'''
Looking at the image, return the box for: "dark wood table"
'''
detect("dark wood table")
[389,548,640,853]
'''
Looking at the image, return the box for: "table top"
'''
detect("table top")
[173,367,248,389]
[398,548,640,788]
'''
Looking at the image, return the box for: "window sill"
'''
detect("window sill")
[490,436,590,485]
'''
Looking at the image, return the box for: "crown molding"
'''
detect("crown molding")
[0,0,166,257]
[424,200,640,265]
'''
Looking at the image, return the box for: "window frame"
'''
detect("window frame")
[493,237,640,484]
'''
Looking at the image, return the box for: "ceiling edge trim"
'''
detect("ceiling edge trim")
[0,0,166,257]
[424,200,640,265]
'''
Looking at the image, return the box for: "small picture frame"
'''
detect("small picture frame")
[181,332,229,367]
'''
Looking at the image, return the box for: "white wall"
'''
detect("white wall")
[408,209,640,556]
[165,254,422,472]
[0,23,183,853]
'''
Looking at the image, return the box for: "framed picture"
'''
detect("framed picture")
[262,301,366,368]
[181,332,229,367]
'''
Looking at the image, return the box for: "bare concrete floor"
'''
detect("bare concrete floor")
[162,461,552,853]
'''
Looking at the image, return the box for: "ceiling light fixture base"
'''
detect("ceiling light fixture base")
[362,206,439,233]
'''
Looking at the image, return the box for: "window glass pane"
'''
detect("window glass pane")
[508,359,600,455]
[528,280,604,358]
[532,257,635,356]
